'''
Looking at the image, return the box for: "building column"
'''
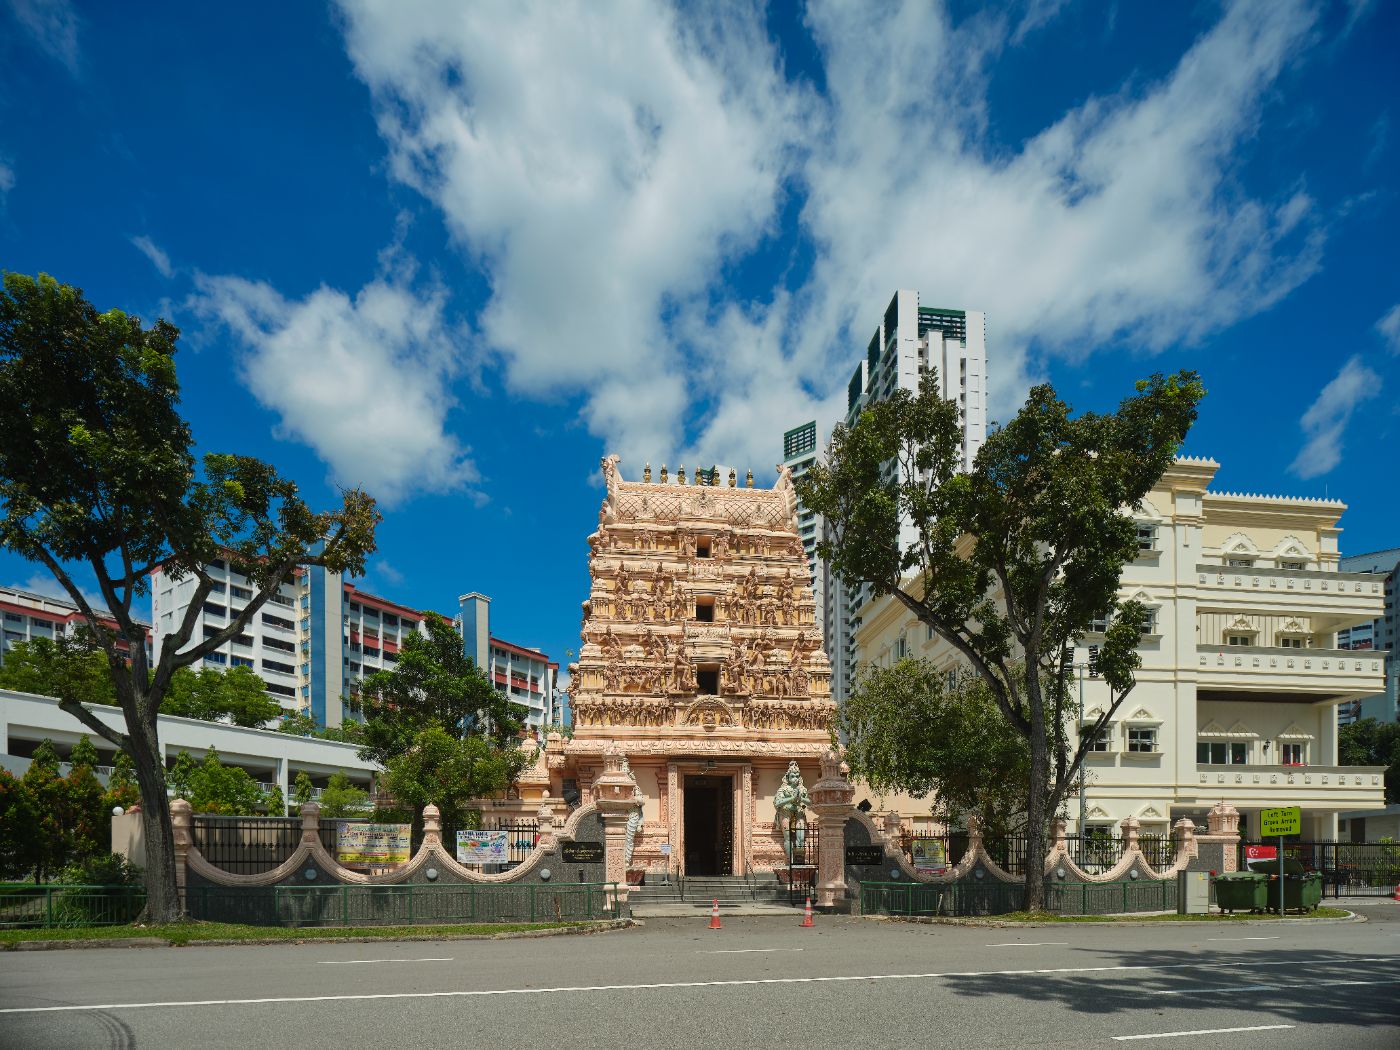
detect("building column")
[809,749,855,909]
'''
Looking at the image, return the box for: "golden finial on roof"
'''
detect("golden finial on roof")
[679,465,687,485]
[643,462,651,483]
[660,464,668,483]
[710,464,718,486]
[728,468,736,487]
[745,469,754,488]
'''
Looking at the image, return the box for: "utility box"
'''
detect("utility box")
[1178,869,1211,915]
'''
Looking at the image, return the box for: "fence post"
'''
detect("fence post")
[407,882,414,926]
[342,883,348,926]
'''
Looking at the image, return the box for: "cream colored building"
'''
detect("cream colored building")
[855,457,1388,840]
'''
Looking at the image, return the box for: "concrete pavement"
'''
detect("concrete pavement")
[2,903,1397,1049]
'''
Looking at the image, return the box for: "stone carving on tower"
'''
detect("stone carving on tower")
[566,455,834,746]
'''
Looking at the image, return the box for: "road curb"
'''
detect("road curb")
[867,910,1365,929]
[2,918,638,952]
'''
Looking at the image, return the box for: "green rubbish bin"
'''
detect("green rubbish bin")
[1212,871,1268,913]
[1261,859,1323,913]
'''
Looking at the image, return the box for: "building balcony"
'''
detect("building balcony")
[1195,763,1386,809]
[1194,563,1385,616]
[1196,644,1386,703]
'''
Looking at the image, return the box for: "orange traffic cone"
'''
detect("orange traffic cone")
[709,899,722,930]
[800,896,815,927]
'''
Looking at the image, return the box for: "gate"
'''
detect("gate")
[1238,840,1400,897]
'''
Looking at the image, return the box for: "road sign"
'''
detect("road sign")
[1260,806,1301,837]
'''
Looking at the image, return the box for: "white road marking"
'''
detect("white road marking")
[697,948,805,954]
[1205,936,1280,942]
[0,956,1392,1015]
[986,942,1069,947]
[1114,1024,1294,1041]
[316,958,453,965]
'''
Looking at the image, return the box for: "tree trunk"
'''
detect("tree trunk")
[129,714,183,923]
[1024,705,1049,912]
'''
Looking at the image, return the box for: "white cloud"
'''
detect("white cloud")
[6,0,80,73]
[1377,303,1400,354]
[335,0,806,468]
[8,573,108,613]
[373,559,404,587]
[334,0,1329,476]
[130,235,174,278]
[194,274,479,506]
[1289,355,1382,479]
[0,159,13,195]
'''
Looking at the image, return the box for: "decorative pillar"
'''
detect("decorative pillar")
[299,801,322,846]
[808,750,855,909]
[1119,815,1141,853]
[592,744,640,905]
[1171,817,1198,866]
[421,804,442,851]
[170,797,192,913]
[537,801,557,851]
[1194,800,1242,873]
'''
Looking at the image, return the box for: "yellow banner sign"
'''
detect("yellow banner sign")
[1259,806,1301,838]
[336,821,411,865]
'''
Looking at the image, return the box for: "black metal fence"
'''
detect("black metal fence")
[482,819,541,867]
[771,820,820,866]
[187,882,619,927]
[1238,840,1400,897]
[191,815,348,875]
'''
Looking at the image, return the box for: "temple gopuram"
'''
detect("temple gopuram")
[547,455,836,878]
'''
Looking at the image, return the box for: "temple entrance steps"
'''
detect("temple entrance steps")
[628,874,808,909]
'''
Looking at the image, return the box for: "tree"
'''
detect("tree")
[840,660,1034,839]
[64,736,108,862]
[318,772,368,819]
[279,711,364,743]
[798,369,1203,909]
[103,750,140,814]
[0,635,116,706]
[382,727,527,841]
[0,768,39,881]
[0,273,379,921]
[291,770,315,807]
[163,665,283,727]
[171,747,271,816]
[1340,718,1400,804]
[359,612,526,766]
[20,740,68,882]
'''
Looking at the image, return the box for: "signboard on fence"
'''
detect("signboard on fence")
[337,822,411,865]
[562,842,605,864]
[1260,806,1301,838]
[912,838,947,873]
[845,845,884,866]
[456,830,510,865]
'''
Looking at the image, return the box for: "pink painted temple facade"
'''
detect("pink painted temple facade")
[546,456,837,878]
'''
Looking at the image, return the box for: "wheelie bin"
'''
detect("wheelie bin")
[1212,871,1268,913]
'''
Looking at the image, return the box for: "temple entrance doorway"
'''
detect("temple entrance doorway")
[682,775,734,876]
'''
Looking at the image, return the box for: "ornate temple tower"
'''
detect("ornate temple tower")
[555,456,836,877]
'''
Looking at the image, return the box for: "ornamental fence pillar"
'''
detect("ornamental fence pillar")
[170,797,192,913]
[809,750,855,909]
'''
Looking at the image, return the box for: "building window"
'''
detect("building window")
[204,652,227,666]
[1279,559,1307,570]
[696,537,711,559]
[1136,525,1157,551]
[1197,741,1248,765]
[1226,633,1253,646]
[694,600,714,623]
[697,667,719,694]
[202,603,226,618]
[1084,726,1112,753]
[1279,636,1307,649]
[1136,609,1158,635]
[230,655,254,669]
[1126,727,1157,754]
[1088,616,1109,634]
[1280,742,1306,766]
[210,558,226,570]
[231,585,252,600]
[265,682,295,697]
[262,659,295,675]
[1226,557,1254,568]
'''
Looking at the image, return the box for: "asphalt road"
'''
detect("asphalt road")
[2,901,1397,1050]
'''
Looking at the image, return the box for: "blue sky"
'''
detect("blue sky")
[1,0,1397,679]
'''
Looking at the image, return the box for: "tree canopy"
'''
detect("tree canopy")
[797,369,1203,907]
[0,635,116,706]
[163,665,284,727]
[839,660,1035,839]
[1340,717,1400,804]
[0,272,380,920]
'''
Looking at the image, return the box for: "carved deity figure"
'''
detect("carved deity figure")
[773,760,811,862]
[600,627,622,660]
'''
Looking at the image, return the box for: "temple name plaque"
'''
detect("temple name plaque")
[845,845,884,866]
[562,842,605,864]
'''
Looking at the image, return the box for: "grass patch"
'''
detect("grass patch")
[0,919,598,947]
[979,907,1351,923]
